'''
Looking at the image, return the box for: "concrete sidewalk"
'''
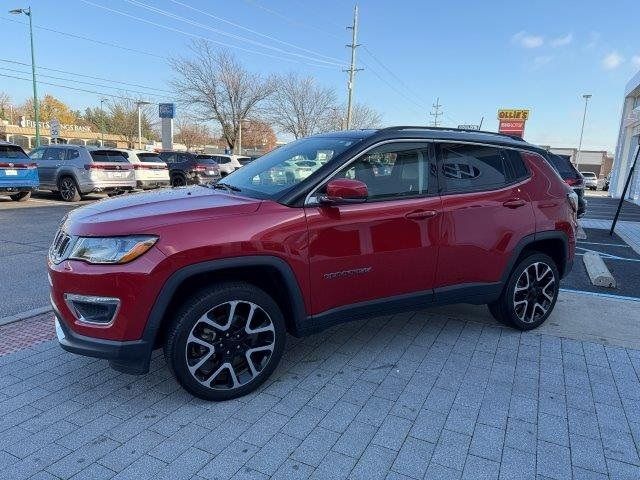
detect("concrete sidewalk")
[1,290,639,480]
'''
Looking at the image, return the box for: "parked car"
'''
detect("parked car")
[581,171,598,190]
[157,151,221,187]
[50,127,577,400]
[543,153,587,218]
[0,141,39,201]
[201,154,249,177]
[116,149,169,190]
[29,145,135,201]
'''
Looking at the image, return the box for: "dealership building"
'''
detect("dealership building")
[0,118,139,150]
[610,70,640,205]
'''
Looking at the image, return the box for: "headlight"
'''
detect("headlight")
[68,235,158,264]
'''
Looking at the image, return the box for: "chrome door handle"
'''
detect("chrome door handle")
[405,209,438,220]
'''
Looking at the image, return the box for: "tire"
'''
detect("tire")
[9,191,31,202]
[171,174,187,187]
[57,176,81,202]
[164,282,286,401]
[488,253,559,330]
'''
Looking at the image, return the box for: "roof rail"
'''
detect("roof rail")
[376,125,524,142]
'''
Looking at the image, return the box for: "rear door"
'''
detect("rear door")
[434,143,535,290]
[305,141,442,314]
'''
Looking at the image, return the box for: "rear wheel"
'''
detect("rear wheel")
[58,176,81,202]
[9,191,31,202]
[164,282,286,401]
[488,253,559,330]
[171,174,187,187]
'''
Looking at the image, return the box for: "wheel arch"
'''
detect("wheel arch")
[144,256,308,350]
[503,230,570,282]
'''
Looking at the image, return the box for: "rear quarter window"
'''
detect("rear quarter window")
[137,153,161,163]
[90,150,129,163]
[501,149,530,181]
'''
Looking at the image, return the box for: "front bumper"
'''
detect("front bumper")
[54,312,151,374]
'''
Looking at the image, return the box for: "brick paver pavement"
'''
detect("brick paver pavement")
[1,310,639,479]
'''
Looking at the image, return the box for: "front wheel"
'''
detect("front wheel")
[164,282,286,401]
[58,176,81,202]
[488,253,559,330]
[9,191,31,202]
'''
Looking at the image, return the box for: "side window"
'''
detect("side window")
[162,153,176,164]
[66,149,80,160]
[43,148,66,161]
[29,148,44,160]
[438,143,508,193]
[501,149,529,181]
[327,143,435,201]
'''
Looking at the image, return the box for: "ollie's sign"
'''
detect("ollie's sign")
[497,109,530,137]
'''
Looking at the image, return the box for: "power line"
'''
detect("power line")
[0,66,169,100]
[0,72,158,103]
[0,16,164,59]
[168,0,345,64]
[123,0,345,67]
[0,58,173,95]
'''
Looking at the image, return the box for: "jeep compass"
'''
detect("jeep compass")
[49,127,577,400]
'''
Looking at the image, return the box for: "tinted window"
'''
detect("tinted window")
[439,144,507,193]
[195,155,217,164]
[29,147,45,160]
[66,149,80,160]
[502,149,529,181]
[90,150,128,163]
[43,148,66,161]
[159,152,176,164]
[0,145,29,159]
[137,152,161,163]
[547,153,579,179]
[330,143,435,200]
[215,156,231,164]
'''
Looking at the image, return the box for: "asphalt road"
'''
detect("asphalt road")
[583,194,640,222]
[0,193,94,318]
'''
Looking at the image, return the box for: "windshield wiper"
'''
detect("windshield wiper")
[211,182,241,192]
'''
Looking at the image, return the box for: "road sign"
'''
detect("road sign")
[50,118,60,139]
[498,120,526,137]
[159,103,175,119]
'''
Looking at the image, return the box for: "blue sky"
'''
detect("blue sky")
[1,0,639,151]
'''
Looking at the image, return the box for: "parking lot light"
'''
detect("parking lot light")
[10,6,40,148]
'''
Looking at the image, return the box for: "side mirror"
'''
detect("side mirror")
[319,178,368,205]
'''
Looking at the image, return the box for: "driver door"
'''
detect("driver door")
[305,142,442,315]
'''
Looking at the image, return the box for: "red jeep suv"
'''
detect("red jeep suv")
[49,127,577,400]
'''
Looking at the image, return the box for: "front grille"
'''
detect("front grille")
[49,229,74,264]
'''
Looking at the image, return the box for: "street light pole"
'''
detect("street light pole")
[576,94,592,171]
[100,98,107,146]
[10,6,40,147]
[135,100,151,149]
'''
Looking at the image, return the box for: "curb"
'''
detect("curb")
[582,252,616,288]
[0,307,52,327]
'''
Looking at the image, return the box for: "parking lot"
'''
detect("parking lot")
[1,191,640,479]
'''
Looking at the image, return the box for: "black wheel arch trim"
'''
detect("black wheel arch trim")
[501,230,571,283]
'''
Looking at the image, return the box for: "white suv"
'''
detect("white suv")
[201,154,250,177]
[117,149,170,190]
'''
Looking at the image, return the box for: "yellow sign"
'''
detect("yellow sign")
[497,109,530,121]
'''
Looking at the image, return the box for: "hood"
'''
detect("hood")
[64,186,262,236]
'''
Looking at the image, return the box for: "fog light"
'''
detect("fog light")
[64,294,120,325]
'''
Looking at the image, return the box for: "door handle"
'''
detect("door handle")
[503,198,526,209]
[405,209,438,220]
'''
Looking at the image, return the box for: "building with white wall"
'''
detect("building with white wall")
[610,70,640,204]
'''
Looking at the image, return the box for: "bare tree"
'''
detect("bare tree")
[322,103,383,132]
[170,41,275,151]
[268,73,336,139]
[0,92,11,121]
[175,117,211,151]
[107,98,155,148]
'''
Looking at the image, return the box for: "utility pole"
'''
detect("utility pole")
[576,94,592,171]
[237,118,242,156]
[430,97,443,127]
[344,4,362,130]
[135,100,151,149]
[100,98,107,146]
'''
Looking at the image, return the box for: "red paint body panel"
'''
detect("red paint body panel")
[305,196,441,313]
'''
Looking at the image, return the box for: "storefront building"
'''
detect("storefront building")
[0,118,137,151]
[611,70,640,204]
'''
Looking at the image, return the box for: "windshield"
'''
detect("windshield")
[0,145,28,159]
[221,137,361,198]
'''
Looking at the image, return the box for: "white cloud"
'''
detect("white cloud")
[586,31,600,49]
[532,55,553,69]
[550,33,573,47]
[633,55,640,68]
[512,31,544,48]
[602,51,624,70]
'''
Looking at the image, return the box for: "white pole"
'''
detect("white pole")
[137,104,142,149]
[576,94,592,171]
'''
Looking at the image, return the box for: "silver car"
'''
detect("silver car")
[29,145,136,201]
[580,171,598,190]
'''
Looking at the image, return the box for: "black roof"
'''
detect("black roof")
[313,126,534,150]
